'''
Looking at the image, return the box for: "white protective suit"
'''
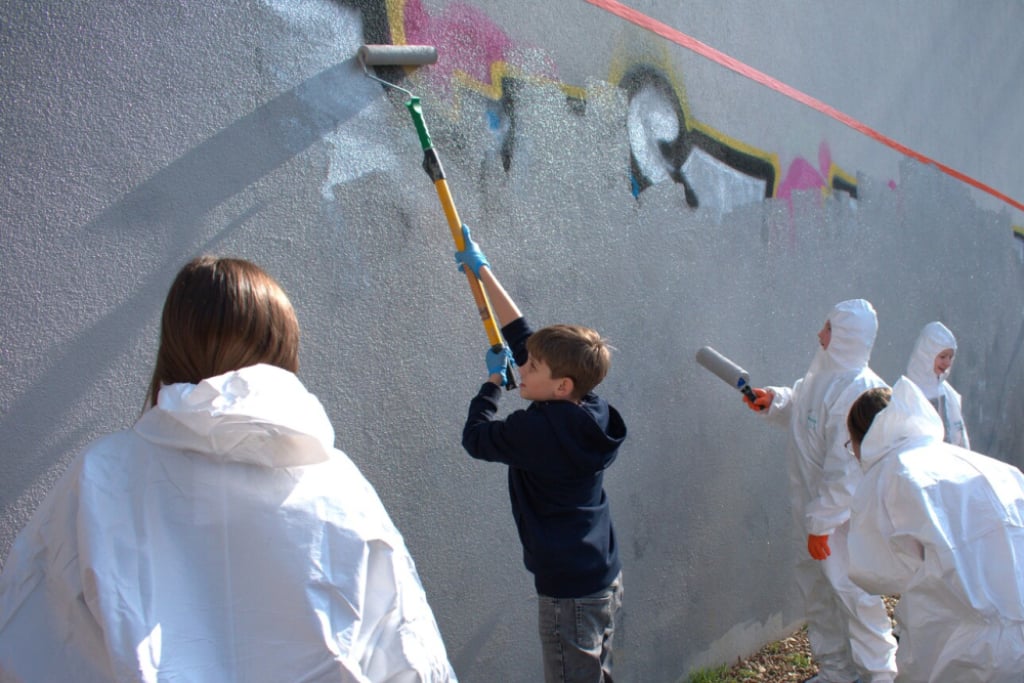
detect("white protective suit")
[848,377,1024,683]
[0,364,457,683]
[904,321,969,448]
[763,299,897,683]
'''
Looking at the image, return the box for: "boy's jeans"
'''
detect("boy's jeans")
[538,572,623,683]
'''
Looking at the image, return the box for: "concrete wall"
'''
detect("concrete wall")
[2,1,1022,680]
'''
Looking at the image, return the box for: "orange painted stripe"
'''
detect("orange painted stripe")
[585,0,1024,213]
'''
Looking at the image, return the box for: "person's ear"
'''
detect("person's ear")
[555,376,575,400]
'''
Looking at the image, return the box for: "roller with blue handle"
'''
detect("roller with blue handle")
[695,346,763,409]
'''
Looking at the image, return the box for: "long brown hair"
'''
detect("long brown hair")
[146,256,300,406]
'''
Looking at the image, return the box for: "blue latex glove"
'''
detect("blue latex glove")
[454,224,490,278]
[486,344,514,386]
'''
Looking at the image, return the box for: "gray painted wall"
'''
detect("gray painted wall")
[2,1,1022,680]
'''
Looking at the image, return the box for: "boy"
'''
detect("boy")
[455,226,627,683]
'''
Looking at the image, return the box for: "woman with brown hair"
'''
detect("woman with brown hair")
[0,256,457,682]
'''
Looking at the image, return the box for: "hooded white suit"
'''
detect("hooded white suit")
[848,377,1024,683]
[0,364,457,683]
[763,299,897,682]
[904,321,969,448]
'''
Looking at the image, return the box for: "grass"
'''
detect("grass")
[684,596,898,683]
[683,626,817,682]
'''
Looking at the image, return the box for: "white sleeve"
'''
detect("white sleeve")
[762,383,796,427]
[944,383,969,449]
[848,466,924,596]
[803,381,867,535]
[358,540,459,682]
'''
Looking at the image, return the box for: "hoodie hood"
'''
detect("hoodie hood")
[133,363,335,467]
[906,321,957,399]
[556,395,627,471]
[859,376,944,472]
[825,299,878,371]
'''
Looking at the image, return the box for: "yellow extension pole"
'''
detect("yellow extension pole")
[432,177,504,349]
[404,95,515,386]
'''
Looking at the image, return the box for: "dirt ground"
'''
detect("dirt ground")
[717,596,898,682]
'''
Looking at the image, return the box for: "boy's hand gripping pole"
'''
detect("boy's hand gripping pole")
[406,98,516,389]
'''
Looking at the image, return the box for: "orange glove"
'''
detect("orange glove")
[807,534,831,561]
[743,388,772,412]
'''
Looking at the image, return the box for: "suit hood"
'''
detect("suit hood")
[826,299,878,371]
[859,376,944,472]
[133,363,335,467]
[906,321,957,399]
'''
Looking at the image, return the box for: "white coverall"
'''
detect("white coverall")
[762,300,897,683]
[0,364,457,683]
[904,321,969,448]
[848,377,1024,682]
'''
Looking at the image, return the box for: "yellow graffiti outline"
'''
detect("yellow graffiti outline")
[690,119,783,194]
[1014,224,1024,239]
[451,61,587,102]
[827,163,858,197]
[387,0,407,45]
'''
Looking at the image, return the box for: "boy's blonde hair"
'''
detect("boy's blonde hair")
[526,324,612,400]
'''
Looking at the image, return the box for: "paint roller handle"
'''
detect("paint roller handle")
[695,346,768,411]
[405,97,435,153]
[743,387,772,412]
[406,98,449,185]
[406,102,507,359]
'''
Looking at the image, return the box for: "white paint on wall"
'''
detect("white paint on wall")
[682,147,768,220]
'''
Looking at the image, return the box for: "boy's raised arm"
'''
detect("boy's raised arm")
[454,225,522,327]
[477,266,521,328]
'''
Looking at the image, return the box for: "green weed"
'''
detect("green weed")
[686,664,731,682]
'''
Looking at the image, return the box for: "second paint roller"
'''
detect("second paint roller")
[695,346,763,409]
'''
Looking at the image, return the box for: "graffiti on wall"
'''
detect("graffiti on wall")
[614,59,859,220]
[616,62,776,212]
[364,0,859,221]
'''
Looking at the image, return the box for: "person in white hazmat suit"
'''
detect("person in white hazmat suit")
[904,321,969,448]
[845,377,1024,682]
[0,256,457,683]
[745,299,897,683]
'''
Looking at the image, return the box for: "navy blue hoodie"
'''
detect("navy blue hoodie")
[462,318,627,598]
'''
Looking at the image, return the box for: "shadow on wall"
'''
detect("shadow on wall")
[0,57,380,533]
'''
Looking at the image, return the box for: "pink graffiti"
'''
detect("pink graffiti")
[776,142,835,210]
[402,0,556,89]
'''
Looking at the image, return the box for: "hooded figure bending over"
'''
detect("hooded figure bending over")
[745,299,897,683]
[846,377,1024,683]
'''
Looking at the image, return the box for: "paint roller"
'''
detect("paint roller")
[695,346,764,409]
[358,44,515,388]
